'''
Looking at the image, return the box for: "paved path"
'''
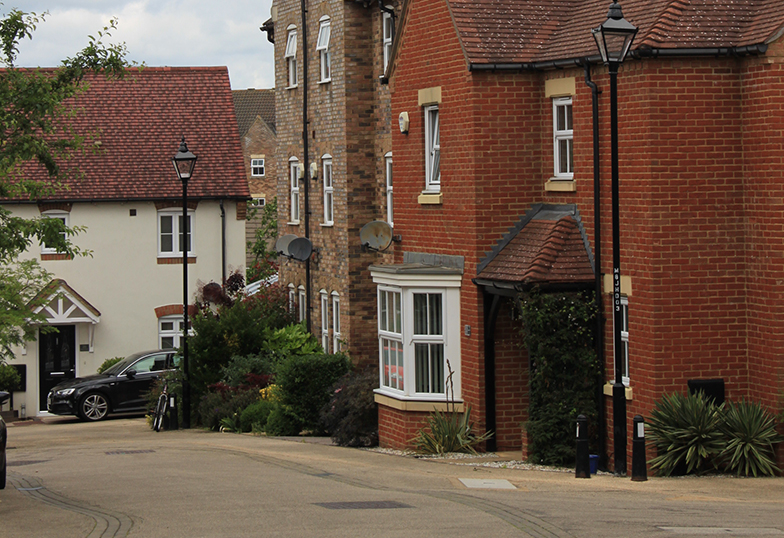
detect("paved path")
[2,417,783,537]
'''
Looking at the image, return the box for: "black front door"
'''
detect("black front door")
[39,325,76,412]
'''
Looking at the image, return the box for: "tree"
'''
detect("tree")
[0,7,132,360]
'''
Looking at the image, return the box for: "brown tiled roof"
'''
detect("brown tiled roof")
[476,205,595,287]
[233,89,276,136]
[9,67,249,202]
[446,0,784,65]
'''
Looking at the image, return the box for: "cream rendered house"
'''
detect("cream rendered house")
[2,67,249,417]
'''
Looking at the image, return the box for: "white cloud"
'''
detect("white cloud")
[11,0,275,89]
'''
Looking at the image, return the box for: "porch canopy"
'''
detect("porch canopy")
[30,279,101,350]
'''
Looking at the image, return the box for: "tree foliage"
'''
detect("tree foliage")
[518,289,600,465]
[0,7,131,357]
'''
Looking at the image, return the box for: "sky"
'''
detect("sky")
[12,1,276,90]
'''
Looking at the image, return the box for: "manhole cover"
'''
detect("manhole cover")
[105,449,156,455]
[314,501,411,510]
[459,478,516,490]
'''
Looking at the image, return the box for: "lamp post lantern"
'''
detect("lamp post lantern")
[592,1,637,476]
[172,136,197,429]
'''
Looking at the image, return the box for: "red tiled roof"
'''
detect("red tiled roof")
[446,0,784,65]
[9,67,249,202]
[477,206,595,287]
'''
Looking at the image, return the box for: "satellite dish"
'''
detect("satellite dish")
[288,237,313,261]
[359,220,393,252]
[275,234,297,256]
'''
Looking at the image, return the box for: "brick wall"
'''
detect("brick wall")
[244,116,277,269]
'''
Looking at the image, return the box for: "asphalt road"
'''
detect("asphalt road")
[2,417,783,538]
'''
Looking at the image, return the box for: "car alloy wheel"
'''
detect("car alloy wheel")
[80,393,109,421]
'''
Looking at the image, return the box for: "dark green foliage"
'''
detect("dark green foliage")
[518,289,600,466]
[247,197,278,283]
[648,392,725,476]
[263,404,302,436]
[188,284,294,399]
[719,399,782,477]
[274,353,352,433]
[196,386,260,431]
[220,353,273,388]
[0,362,20,391]
[412,405,493,455]
[320,367,379,447]
[96,356,124,374]
[240,399,274,433]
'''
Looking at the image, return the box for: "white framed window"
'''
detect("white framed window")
[40,210,69,254]
[289,157,300,223]
[385,152,393,226]
[424,105,440,191]
[288,283,296,313]
[332,291,341,353]
[250,197,266,208]
[322,154,333,225]
[159,315,186,350]
[383,8,394,72]
[158,209,194,257]
[320,290,329,352]
[316,17,331,83]
[285,26,298,88]
[553,96,573,179]
[372,271,462,401]
[298,285,306,322]
[619,295,630,386]
[251,158,265,177]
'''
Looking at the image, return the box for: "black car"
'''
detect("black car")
[47,350,178,421]
[1,391,8,489]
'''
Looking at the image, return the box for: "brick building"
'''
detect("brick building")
[232,89,277,270]
[368,0,784,470]
[266,0,400,361]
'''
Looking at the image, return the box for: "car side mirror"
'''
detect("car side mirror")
[0,391,9,405]
[125,369,136,378]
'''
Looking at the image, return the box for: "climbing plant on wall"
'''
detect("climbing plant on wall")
[518,288,601,466]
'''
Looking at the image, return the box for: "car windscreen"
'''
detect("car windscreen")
[101,353,147,376]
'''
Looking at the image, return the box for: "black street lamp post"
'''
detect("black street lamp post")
[172,136,197,429]
[592,2,637,476]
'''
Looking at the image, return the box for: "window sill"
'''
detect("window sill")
[157,257,196,265]
[318,79,331,85]
[418,192,443,205]
[545,178,576,192]
[374,391,464,412]
[286,85,298,90]
[287,221,300,226]
[321,222,334,227]
[603,382,633,400]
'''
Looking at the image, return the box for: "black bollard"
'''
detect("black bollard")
[167,393,179,431]
[575,414,590,478]
[631,414,647,481]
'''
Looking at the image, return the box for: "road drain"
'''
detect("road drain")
[7,460,49,466]
[105,449,156,455]
[314,501,412,510]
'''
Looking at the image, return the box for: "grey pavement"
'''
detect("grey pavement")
[2,416,783,538]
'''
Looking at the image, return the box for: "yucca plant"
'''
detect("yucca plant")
[720,399,782,477]
[647,392,725,476]
[412,405,493,455]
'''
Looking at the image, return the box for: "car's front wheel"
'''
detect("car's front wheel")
[78,393,109,421]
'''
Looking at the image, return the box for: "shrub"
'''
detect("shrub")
[518,289,600,465]
[263,404,302,436]
[197,386,260,431]
[263,324,323,369]
[720,399,782,477]
[96,356,124,374]
[0,363,21,392]
[412,405,493,455]
[274,353,352,433]
[320,367,379,447]
[240,399,275,433]
[220,353,273,388]
[647,391,725,476]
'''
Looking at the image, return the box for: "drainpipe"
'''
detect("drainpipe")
[584,60,607,471]
[220,199,227,284]
[301,0,312,334]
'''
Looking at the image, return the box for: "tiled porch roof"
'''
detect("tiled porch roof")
[476,204,595,289]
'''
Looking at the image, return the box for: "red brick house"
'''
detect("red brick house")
[372,0,784,470]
